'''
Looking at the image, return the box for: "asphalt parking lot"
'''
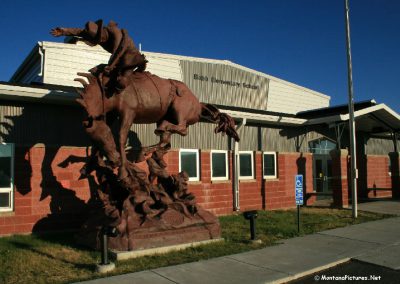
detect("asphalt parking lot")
[290,260,400,284]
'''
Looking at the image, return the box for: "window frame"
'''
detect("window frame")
[179,148,200,182]
[0,143,14,212]
[210,150,229,181]
[238,151,254,180]
[263,151,277,179]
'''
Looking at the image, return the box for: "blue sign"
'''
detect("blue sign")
[295,175,303,205]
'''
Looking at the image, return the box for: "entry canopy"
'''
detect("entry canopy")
[298,100,400,134]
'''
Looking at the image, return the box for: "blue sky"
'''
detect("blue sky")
[1,0,399,112]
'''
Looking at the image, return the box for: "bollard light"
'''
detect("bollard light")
[99,226,119,269]
[243,210,258,240]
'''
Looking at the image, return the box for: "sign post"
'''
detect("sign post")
[295,175,304,234]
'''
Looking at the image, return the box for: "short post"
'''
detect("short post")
[243,210,261,243]
[100,228,109,265]
[96,226,119,273]
[295,175,304,235]
[297,205,300,234]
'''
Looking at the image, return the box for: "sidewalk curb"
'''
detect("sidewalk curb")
[270,258,351,284]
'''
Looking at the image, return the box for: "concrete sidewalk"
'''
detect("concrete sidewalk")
[76,214,400,284]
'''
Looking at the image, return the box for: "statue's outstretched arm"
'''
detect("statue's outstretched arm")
[50,27,84,37]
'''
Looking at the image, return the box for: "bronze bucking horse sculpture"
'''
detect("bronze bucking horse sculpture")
[52,19,239,184]
[51,20,240,250]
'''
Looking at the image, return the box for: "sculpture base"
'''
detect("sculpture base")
[76,205,221,251]
[111,238,224,260]
[75,149,221,252]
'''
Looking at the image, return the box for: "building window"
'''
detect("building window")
[239,151,254,179]
[0,143,14,212]
[308,138,336,154]
[263,152,277,179]
[179,149,200,181]
[211,150,229,181]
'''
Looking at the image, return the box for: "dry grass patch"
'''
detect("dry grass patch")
[0,208,392,284]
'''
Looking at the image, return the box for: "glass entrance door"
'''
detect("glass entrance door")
[313,154,333,198]
[309,137,336,200]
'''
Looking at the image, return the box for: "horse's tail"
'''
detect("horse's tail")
[200,103,240,142]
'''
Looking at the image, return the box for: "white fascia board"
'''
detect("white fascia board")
[0,84,77,105]
[41,41,107,54]
[337,104,400,122]
[223,109,306,125]
[353,104,400,120]
[305,104,400,126]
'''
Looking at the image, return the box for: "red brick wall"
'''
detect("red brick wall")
[265,153,314,209]
[163,150,234,215]
[1,147,313,236]
[365,155,392,198]
[164,150,313,214]
[0,146,91,236]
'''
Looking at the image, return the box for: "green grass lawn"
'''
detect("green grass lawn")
[0,208,392,284]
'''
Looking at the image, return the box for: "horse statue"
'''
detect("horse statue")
[51,20,239,182]
[75,70,240,181]
[51,20,239,250]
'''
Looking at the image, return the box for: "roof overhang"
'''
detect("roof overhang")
[0,84,77,105]
[3,83,398,133]
[305,103,400,133]
[223,109,307,125]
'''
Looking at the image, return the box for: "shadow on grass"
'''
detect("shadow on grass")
[31,231,82,248]
[9,239,96,271]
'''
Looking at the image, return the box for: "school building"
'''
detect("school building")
[0,40,399,235]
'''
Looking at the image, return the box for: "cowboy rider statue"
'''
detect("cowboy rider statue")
[51,19,147,93]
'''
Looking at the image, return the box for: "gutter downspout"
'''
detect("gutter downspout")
[233,118,246,211]
[38,42,44,78]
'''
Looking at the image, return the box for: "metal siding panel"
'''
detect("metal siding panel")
[129,123,158,147]
[180,60,269,110]
[0,101,88,146]
[237,125,258,151]
[366,137,395,155]
[260,127,296,152]
[259,127,323,153]
[171,122,230,150]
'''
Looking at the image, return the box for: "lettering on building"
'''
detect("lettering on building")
[193,74,259,90]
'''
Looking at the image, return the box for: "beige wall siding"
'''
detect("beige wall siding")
[15,42,329,115]
[42,43,183,87]
[43,45,110,87]
[145,54,182,81]
[267,80,329,114]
